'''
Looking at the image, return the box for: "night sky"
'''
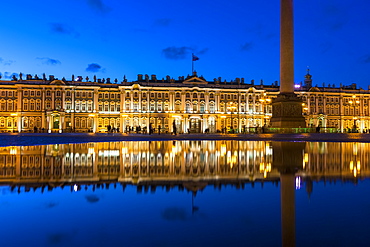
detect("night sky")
[1,0,370,88]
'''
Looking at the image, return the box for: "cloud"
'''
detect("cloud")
[0,57,15,66]
[37,57,61,66]
[87,0,110,13]
[154,18,172,27]
[50,23,79,37]
[45,202,59,209]
[319,41,333,54]
[86,63,105,73]
[85,194,100,203]
[162,46,208,60]
[161,207,188,221]
[3,72,19,79]
[320,3,348,32]
[240,42,253,51]
[197,48,209,55]
[359,54,370,64]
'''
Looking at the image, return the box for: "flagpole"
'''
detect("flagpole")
[192,53,194,74]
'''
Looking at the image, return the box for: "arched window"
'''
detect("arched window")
[175,101,181,112]
[23,99,29,111]
[209,103,215,113]
[200,103,205,113]
[29,100,35,111]
[7,100,13,111]
[186,103,191,113]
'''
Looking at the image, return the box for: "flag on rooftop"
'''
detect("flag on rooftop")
[192,54,199,61]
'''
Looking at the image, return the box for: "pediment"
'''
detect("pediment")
[50,80,66,85]
[183,76,207,84]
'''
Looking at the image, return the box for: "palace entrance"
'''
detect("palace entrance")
[189,118,201,133]
[53,116,60,130]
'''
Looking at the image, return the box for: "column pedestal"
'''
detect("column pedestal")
[270,93,306,128]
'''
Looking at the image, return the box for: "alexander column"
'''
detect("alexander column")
[269,0,306,128]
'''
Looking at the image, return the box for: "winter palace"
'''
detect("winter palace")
[0,71,369,133]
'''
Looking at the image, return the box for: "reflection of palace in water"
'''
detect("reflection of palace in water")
[0,141,369,191]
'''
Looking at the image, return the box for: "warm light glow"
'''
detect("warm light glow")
[88,147,95,154]
[10,147,17,155]
[220,144,226,156]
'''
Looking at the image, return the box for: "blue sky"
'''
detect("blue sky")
[1,0,370,88]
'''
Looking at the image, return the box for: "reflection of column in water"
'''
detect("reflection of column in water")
[272,141,305,247]
[280,172,295,247]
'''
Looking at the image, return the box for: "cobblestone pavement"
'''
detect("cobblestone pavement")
[0,132,370,147]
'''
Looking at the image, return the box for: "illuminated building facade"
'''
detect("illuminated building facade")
[0,71,370,133]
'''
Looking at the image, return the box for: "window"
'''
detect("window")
[56,90,61,97]
[142,102,147,112]
[175,102,181,111]
[46,101,51,110]
[75,101,80,112]
[30,100,35,111]
[7,101,13,111]
[81,101,86,112]
[186,103,191,113]
[209,104,215,113]
[87,101,92,112]
[46,90,51,97]
[23,100,28,111]
[193,103,197,112]
[66,91,71,97]
[36,100,41,111]
[23,90,29,97]
[65,102,71,111]
[200,103,205,113]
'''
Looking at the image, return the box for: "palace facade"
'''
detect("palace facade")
[0,71,369,133]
